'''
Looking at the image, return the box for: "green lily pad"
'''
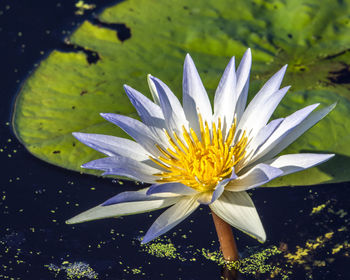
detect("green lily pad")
[12,0,350,186]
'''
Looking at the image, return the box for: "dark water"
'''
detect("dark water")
[0,1,349,279]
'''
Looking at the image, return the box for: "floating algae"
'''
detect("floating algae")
[75,0,96,15]
[201,246,284,277]
[284,232,335,265]
[46,261,98,279]
[140,237,186,261]
[310,201,330,215]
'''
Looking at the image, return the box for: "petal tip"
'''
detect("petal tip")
[72,132,81,138]
[65,218,75,225]
[277,65,288,76]
[312,103,321,109]
[244,48,252,58]
[149,75,156,82]
[184,53,194,65]
[329,102,337,111]
[141,235,151,244]
[258,235,267,243]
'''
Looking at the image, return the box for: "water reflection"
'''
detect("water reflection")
[221,266,240,280]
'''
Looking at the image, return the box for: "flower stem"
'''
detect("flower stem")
[211,210,239,261]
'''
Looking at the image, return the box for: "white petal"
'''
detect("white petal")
[246,118,284,159]
[142,196,199,243]
[66,196,180,224]
[196,192,213,205]
[251,103,327,163]
[183,54,212,133]
[123,85,165,127]
[197,174,237,204]
[237,86,290,139]
[213,56,236,129]
[100,113,160,156]
[211,179,231,203]
[226,164,283,191]
[255,65,287,99]
[234,48,252,121]
[147,183,197,196]
[147,74,161,105]
[258,103,336,161]
[72,132,148,161]
[82,155,159,183]
[264,153,335,176]
[210,191,266,242]
[149,75,188,135]
[102,188,168,206]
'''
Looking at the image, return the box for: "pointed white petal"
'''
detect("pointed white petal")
[213,56,236,128]
[142,196,199,243]
[235,48,252,121]
[102,188,168,206]
[150,76,188,135]
[183,54,212,132]
[264,153,335,176]
[66,196,180,224]
[226,164,283,191]
[147,74,161,105]
[255,65,287,99]
[236,49,252,95]
[82,156,159,183]
[246,118,283,159]
[251,103,331,163]
[100,113,160,156]
[72,132,148,161]
[258,103,336,161]
[147,183,197,196]
[210,191,266,242]
[237,86,290,139]
[123,85,165,127]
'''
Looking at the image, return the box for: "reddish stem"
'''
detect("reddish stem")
[211,210,239,261]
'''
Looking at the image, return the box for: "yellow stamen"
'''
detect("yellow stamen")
[150,114,248,192]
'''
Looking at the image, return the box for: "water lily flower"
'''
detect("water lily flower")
[67,49,334,244]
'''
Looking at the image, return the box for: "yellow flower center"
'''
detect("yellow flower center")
[150,115,248,192]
